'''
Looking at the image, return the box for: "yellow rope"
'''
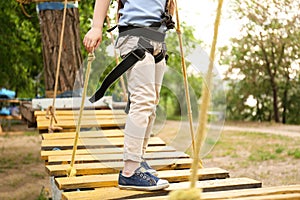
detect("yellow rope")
[173,0,196,157]
[106,15,128,102]
[169,0,224,198]
[46,0,68,133]
[189,0,224,189]
[19,3,32,18]
[67,52,95,177]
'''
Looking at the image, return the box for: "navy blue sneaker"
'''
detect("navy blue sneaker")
[141,160,158,176]
[118,167,169,191]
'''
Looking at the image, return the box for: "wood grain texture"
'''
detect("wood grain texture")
[55,168,230,190]
[37,118,126,130]
[61,178,263,200]
[47,158,194,176]
[42,129,124,140]
[41,146,176,160]
[125,185,300,200]
[41,137,165,150]
[47,151,189,163]
[34,109,125,116]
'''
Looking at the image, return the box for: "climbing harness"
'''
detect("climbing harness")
[89,0,174,103]
[89,37,167,103]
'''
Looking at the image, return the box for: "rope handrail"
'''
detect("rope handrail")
[173,0,197,161]
[169,0,224,198]
[45,0,68,133]
[67,52,95,177]
[190,0,224,190]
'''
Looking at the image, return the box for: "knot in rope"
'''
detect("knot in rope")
[45,105,63,133]
[87,52,95,62]
[46,105,57,123]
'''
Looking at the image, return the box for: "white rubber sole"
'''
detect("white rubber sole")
[118,183,169,191]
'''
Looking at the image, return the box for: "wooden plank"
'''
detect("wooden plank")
[37,119,126,130]
[34,109,125,117]
[47,158,194,176]
[201,184,300,200]
[228,194,300,200]
[42,129,124,140]
[128,184,300,200]
[164,177,261,192]
[36,114,126,122]
[41,146,177,160]
[47,151,189,164]
[41,137,166,150]
[105,193,300,200]
[55,168,230,190]
[61,178,262,200]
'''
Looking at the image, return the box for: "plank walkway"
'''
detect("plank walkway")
[36,108,300,200]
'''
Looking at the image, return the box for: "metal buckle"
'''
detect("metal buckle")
[131,49,146,60]
[138,37,154,54]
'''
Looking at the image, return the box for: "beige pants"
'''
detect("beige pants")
[116,36,167,162]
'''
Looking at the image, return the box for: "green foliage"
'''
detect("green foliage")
[161,25,203,118]
[0,0,203,117]
[220,0,300,124]
[0,1,42,98]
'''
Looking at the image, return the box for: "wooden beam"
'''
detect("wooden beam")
[34,109,125,117]
[46,158,194,176]
[41,137,166,150]
[61,177,262,200]
[41,129,124,140]
[55,168,230,190]
[37,118,126,130]
[165,177,261,192]
[47,151,189,164]
[36,114,126,122]
[41,146,177,160]
[132,185,300,200]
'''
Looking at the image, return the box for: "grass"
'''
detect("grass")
[248,150,277,161]
[204,130,300,164]
[37,186,50,200]
[30,172,46,179]
[0,151,41,173]
[201,129,300,186]
[288,149,300,159]
[0,157,17,172]
[24,131,39,136]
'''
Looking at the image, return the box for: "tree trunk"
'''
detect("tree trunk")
[282,73,290,124]
[39,8,83,97]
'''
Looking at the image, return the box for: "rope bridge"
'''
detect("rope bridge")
[25,0,300,199]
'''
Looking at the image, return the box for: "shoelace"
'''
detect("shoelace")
[136,171,156,185]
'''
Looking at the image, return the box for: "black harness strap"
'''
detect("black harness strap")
[89,38,166,103]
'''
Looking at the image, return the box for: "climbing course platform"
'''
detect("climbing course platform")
[36,108,300,200]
